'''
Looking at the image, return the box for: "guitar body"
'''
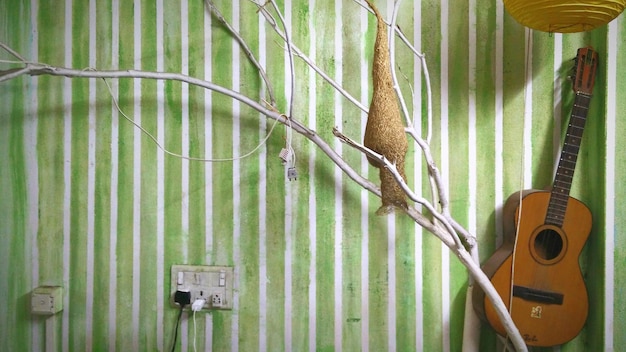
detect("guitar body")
[474,47,598,347]
[476,190,591,346]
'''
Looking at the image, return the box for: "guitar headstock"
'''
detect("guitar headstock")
[572,47,599,95]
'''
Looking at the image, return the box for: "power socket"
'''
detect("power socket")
[170,265,233,311]
[211,293,224,308]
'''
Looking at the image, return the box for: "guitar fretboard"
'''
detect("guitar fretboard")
[545,93,591,227]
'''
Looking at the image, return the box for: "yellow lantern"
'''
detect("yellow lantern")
[504,0,626,33]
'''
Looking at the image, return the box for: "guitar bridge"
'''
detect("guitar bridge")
[513,285,564,305]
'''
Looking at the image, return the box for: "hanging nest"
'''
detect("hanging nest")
[363,0,409,215]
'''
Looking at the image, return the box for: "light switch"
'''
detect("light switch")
[170,265,234,310]
[219,270,226,287]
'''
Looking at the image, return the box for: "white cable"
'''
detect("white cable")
[191,298,206,311]
[191,298,205,352]
[99,77,281,163]
[503,27,532,352]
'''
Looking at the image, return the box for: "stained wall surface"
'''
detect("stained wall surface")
[1,0,625,351]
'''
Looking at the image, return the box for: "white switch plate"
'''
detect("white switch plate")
[31,286,63,315]
[170,265,234,310]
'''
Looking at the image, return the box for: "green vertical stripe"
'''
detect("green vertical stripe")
[2,1,626,351]
[291,1,313,351]
[114,2,136,350]
[341,2,364,351]
[93,0,114,349]
[395,0,419,348]
[0,2,31,350]
[68,0,90,349]
[235,1,262,351]
[209,3,235,349]
[474,1,499,349]
[138,0,159,350]
[313,1,338,350]
[185,0,210,350]
[447,0,471,349]
[420,0,444,350]
[264,0,287,350]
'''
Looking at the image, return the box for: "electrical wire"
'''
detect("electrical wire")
[171,306,184,352]
[503,27,533,352]
[100,77,282,163]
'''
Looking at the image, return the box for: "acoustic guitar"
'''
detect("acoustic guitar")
[473,47,598,347]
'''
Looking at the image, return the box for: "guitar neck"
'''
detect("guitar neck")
[545,93,591,227]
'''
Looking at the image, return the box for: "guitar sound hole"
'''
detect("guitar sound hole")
[534,229,563,261]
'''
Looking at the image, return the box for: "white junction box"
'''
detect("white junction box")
[31,286,63,315]
[170,265,234,310]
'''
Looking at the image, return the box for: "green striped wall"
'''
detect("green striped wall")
[0,0,625,351]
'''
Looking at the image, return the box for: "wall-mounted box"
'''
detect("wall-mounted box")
[31,286,63,315]
[170,265,234,310]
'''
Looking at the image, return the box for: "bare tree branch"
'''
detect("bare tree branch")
[0,3,528,344]
[204,0,278,107]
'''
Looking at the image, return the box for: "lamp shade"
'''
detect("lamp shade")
[504,0,626,33]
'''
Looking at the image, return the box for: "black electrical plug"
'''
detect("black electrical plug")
[174,290,191,307]
[171,290,191,352]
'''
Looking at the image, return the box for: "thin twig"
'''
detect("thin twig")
[0,42,27,62]
[0,37,526,351]
[388,0,412,128]
[249,0,370,113]
[333,127,465,250]
[353,0,433,143]
[268,0,295,119]
[205,0,277,107]
[0,67,31,82]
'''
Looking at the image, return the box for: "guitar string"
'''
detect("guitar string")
[503,27,532,352]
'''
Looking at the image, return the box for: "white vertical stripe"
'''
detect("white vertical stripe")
[45,316,56,352]
[466,2,479,350]
[231,2,241,350]
[177,11,190,349]
[131,0,142,349]
[523,29,533,187]
[494,0,504,245]
[155,0,165,349]
[181,313,188,351]
[62,0,73,350]
[605,20,618,352]
[468,0,477,235]
[203,0,213,267]
[307,1,317,349]
[258,12,268,352]
[386,2,397,349]
[440,0,450,351]
[333,1,343,351]
[285,186,294,352]
[412,1,423,350]
[284,2,294,351]
[108,0,119,346]
[28,0,40,350]
[181,0,190,261]
[203,2,214,348]
[387,217,397,352]
[360,5,369,352]
[85,0,97,349]
[552,34,563,173]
